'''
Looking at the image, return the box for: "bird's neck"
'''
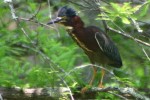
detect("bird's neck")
[66,16,85,36]
[72,16,84,30]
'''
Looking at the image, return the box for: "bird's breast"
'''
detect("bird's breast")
[70,32,93,52]
[67,29,93,52]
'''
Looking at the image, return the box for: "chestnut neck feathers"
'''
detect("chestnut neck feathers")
[68,16,84,29]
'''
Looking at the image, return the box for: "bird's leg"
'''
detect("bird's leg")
[98,68,105,88]
[81,66,97,94]
[89,66,97,85]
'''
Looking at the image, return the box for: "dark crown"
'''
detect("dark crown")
[57,6,76,17]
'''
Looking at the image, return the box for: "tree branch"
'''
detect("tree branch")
[0,87,149,100]
[88,87,150,100]
[108,26,150,47]
[0,87,70,100]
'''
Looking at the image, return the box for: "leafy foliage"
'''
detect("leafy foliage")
[96,2,150,24]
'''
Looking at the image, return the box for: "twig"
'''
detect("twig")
[130,18,143,33]
[93,0,109,33]
[4,0,18,20]
[67,0,90,8]
[142,46,150,61]
[19,17,54,28]
[108,91,128,100]
[65,64,114,79]
[83,0,93,7]
[0,94,3,100]
[108,26,150,47]
[47,0,61,37]
[29,2,41,20]
[64,64,129,87]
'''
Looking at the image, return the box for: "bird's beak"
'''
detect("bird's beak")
[47,17,62,24]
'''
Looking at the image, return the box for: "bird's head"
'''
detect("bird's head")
[47,6,77,27]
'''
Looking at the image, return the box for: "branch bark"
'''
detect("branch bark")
[88,87,150,100]
[0,87,149,100]
[0,87,70,100]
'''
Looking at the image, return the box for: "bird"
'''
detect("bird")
[47,6,122,92]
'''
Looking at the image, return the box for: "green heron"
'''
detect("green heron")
[48,6,122,91]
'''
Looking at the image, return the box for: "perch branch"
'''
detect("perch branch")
[88,87,150,100]
[0,87,70,100]
[0,87,149,100]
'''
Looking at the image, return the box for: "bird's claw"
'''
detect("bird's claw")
[98,84,104,88]
[81,87,89,94]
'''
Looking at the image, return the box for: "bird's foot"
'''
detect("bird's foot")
[98,84,104,88]
[81,87,88,94]
[81,86,90,94]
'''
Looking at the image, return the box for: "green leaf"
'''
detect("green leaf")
[110,3,121,12]
[139,4,149,17]
[122,17,130,24]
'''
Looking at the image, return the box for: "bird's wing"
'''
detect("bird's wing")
[95,32,122,66]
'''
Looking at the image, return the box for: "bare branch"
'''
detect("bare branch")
[108,91,128,100]
[28,2,41,20]
[142,46,150,61]
[4,0,18,20]
[108,26,150,47]
[47,0,61,37]
[19,17,54,28]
